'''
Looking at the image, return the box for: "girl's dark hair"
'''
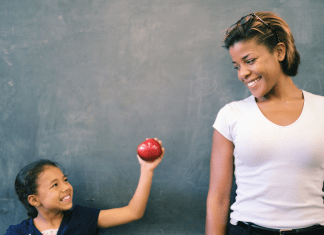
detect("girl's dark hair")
[15,159,59,218]
[223,11,300,76]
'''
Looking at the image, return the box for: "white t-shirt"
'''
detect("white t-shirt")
[213,90,324,229]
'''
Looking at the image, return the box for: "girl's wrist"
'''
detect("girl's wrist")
[140,167,154,176]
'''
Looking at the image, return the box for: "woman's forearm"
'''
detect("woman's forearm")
[206,193,230,235]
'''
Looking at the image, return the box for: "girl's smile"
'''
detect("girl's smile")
[34,166,73,214]
[60,195,72,202]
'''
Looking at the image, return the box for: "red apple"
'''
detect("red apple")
[137,138,162,161]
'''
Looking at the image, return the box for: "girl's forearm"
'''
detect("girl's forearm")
[127,168,154,219]
[97,168,155,228]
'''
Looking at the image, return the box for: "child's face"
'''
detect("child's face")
[35,165,73,214]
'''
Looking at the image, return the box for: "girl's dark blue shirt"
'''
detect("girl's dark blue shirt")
[5,205,100,235]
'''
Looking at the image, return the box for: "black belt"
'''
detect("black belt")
[237,221,324,235]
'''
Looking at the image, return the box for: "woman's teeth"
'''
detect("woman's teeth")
[247,77,261,87]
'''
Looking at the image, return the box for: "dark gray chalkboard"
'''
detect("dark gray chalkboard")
[1,0,324,234]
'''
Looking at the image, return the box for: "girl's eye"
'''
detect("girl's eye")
[52,183,58,188]
[64,178,68,182]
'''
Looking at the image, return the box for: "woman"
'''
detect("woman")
[206,11,324,235]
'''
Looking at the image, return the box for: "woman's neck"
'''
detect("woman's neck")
[257,76,303,103]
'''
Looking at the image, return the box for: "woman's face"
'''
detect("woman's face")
[229,39,285,100]
[34,166,73,215]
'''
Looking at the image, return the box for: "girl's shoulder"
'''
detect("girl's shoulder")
[5,218,35,235]
[66,204,101,219]
[58,205,100,234]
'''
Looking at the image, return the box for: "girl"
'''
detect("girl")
[206,12,324,235]
[6,138,164,235]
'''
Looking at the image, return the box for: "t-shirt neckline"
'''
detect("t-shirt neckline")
[252,90,306,128]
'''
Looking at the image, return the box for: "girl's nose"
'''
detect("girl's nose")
[62,182,71,192]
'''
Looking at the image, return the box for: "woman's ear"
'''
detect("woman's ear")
[276,42,286,62]
[28,195,40,207]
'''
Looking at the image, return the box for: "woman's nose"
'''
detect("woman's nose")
[238,65,251,81]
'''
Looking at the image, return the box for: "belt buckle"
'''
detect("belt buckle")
[279,229,293,235]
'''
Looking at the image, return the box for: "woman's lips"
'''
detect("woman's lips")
[247,77,261,88]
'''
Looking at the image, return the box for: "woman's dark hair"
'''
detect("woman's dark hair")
[15,159,59,218]
[223,11,300,76]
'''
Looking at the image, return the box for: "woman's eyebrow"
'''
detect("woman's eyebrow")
[232,54,252,64]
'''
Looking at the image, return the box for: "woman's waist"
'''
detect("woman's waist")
[230,205,324,230]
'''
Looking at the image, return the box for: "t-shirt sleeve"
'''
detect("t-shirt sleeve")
[74,205,100,226]
[213,104,233,142]
[61,205,101,235]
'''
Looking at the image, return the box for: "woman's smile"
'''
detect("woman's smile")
[246,77,262,88]
[229,38,287,100]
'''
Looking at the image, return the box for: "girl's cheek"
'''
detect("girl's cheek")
[44,189,56,197]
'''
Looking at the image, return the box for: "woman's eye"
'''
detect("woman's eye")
[246,59,255,64]
[64,178,68,182]
[52,183,58,188]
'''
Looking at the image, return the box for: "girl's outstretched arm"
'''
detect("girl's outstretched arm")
[97,138,164,228]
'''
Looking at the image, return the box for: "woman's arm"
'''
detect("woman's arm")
[97,139,164,228]
[206,130,234,235]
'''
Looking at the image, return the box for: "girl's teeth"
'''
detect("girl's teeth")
[62,196,70,201]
